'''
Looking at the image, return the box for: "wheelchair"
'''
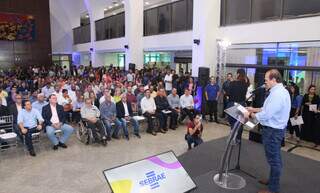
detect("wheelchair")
[76,118,107,145]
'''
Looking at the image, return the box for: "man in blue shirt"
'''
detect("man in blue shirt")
[18,100,44,157]
[32,93,48,115]
[245,69,291,193]
[100,95,121,140]
[205,77,220,123]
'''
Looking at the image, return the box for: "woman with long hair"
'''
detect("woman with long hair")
[226,69,249,141]
[301,85,320,144]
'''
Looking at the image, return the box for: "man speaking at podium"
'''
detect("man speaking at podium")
[244,69,291,193]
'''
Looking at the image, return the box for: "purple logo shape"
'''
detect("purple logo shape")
[148,156,182,169]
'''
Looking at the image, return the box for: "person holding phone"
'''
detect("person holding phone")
[185,114,203,150]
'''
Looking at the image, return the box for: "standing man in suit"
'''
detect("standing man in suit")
[116,94,140,140]
[9,94,24,142]
[42,94,74,150]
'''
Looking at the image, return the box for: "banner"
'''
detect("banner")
[103,151,196,193]
[0,12,35,41]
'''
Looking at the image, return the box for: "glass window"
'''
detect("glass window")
[284,0,320,17]
[172,0,187,31]
[225,0,251,25]
[95,19,105,41]
[145,8,158,35]
[158,5,172,34]
[252,0,281,22]
[187,0,193,29]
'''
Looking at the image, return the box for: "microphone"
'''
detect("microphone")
[250,84,266,94]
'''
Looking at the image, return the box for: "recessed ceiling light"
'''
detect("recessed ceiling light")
[115,3,119,6]
[122,1,124,4]
[145,2,150,5]
[113,12,116,15]
[109,5,113,9]
[104,8,107,11]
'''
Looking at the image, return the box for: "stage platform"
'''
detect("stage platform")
[178,137,320,193]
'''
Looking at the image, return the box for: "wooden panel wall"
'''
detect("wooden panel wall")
[0,0,52,68]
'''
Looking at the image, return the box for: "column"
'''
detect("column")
[83,0,105,67]
[192,0,220,77]
[124,0,144,70]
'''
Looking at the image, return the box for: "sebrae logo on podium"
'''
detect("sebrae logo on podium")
[139,171,166,190]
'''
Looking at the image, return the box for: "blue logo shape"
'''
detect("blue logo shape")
[139,171,166,190]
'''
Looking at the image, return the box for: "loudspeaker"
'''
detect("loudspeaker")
[198,67,210,87]
[129,63,135,72]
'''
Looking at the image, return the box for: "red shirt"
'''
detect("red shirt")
[126,93,137,104]
[187,121,203,137]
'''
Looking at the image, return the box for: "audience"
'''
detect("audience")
[100,95,121,140]
[141,89,158,135]
[32,93,48,115]
[1,63,318,156]
[155,88,178,131]
[116,94,140,140]
[179,89,196,123]
[42,95,74,150]
[81,98,107,146]
[17,100,44,156]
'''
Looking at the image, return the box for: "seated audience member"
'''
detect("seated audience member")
[17,100,44,156]
[99,88,114,104]
[81,98,107,146]
[58,89,73,122]
[141,89,158,135]
[113,87,122,103]
[167,88,180,129]
[41,83,55,99]
[179,89,195,123]
[32,93,48,115]
[136,85,145,111]
[42,94,74,150]
[150,86,158,98]
[0,98,10,116]
[0,87,8,106]
[116,94,141,140]
[72,95,84,123]
[89,91,100,108]
[126,86,137,112]
[29,90,38,104]
[100,95,121,140]
[9,94,24,142]
[155,88,178,131]
[185,114,203,150]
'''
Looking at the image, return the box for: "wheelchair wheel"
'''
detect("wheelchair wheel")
[76,122,91,144]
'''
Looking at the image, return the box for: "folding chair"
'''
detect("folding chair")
[0,115,18,152]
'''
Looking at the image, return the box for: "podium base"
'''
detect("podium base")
[213,173,246,190]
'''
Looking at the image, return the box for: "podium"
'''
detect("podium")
[213,103,258,190]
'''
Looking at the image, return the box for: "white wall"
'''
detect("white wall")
[49,0,85,54]
[143,31,193,51]
[218,16,320,44]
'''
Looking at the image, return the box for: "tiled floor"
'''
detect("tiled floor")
[0,121,319,193]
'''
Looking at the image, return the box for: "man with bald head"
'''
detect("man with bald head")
[244,69,291,193]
